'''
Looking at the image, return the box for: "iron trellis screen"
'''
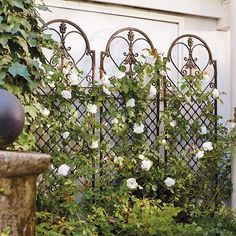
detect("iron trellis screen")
[165,34,217,170]
[34,19,95,155]
[99,27,160,156]
[34,19,219,174]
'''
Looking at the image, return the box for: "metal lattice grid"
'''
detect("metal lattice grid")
[99,27,160,156]
[165,34,217,171]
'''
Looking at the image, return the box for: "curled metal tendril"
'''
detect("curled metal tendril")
[100,27,155,77]
[42,19,95,83]
[209,82,216,89]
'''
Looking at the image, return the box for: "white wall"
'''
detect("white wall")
[38,0,231,122]
[184,16,231,123]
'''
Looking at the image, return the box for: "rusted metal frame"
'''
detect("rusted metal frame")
[41,19,95,87]
[99,27,159,168]
[165,34,217,166]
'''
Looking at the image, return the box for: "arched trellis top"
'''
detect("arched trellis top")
[100,27,155,77]
[166,34,216,79]
[41,19,95,84]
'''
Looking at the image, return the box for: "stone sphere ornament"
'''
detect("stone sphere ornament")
[0,89,25,148]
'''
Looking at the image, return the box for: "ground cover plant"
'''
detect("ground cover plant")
[1,0,236,235]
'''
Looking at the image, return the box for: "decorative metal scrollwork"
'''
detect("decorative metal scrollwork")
[41,19,95,87]
[166,34,217,170]
[100,27,155,76]
[100,27,159,154]
[166,34,217,91]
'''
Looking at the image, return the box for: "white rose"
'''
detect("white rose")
[133,122,144,134]
[87,104,97,114]
[103,86,111,95]
[138,55,146,64]
[161,139,167,145]
[203,72,210,80]
[61,90,72,99]
[62,67,70,75]
[115,71,126,79]
[141,159,153,171]
[111,118,119,124]
[48,81,55,88]
[170,120,177,127]
[58,164,70,176]
[146,55,156,65]
[148,85,157,99]
[195,150,204,159]
[126,178,139,189]
[164,177,175,187]
[138,154,145,160]
[231,122,236,129]
[90,140,99,149]
[201,126,207,135]
[42,107,50,117]
[126,98,135,108]
[114,156,124,166]
[202,141,213,151]
[159,70,167,77]
[98,74,111,86]
[212,89,220,99]
[68,73,80,86]
[138,185,143,190]
[62,131,70,139]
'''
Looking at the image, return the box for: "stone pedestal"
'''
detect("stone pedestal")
[0,151,51,236]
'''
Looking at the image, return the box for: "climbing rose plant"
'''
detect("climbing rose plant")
[0,0,236,235]
[35,49,236,235]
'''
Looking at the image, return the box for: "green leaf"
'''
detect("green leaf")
[36,4,50,12]
[8,0,25,10]
[8,15,31,31]
[8,62,30,81]
[0,16,4,24]
[24,105,38,119]
[6,23,20,35]
[14,36,29,54]
[0,55,11,66]
[0,71,6,85]
[0,34,10,47]
[0,23,8,33]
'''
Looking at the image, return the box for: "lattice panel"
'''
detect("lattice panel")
[42,19,95,88]
[34,19,95,154]
[166,34,217,170]
[100,28,160,155]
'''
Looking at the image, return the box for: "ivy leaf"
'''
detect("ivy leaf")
[14,36,29,54]
[0,16,3,24]
[8,0,25,10]
[8,15,31,31]
[8,62,30,81]
[0,55,11,66]
[0,71,6,85]
[6,23,20,35]
[36,4,50,12]
[0,34,10,47]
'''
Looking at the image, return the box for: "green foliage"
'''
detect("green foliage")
[35,49,236,235]
[0,0,56,150]
[1,1,236,235]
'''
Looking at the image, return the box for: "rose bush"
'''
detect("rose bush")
[1,0,236,235]
[35,49,236,235]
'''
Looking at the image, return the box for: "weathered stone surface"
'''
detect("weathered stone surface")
[0,151,51,178]
[0,151,51,236]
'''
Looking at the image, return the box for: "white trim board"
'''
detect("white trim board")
[38,0,223,19]
[37,0,184,35]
